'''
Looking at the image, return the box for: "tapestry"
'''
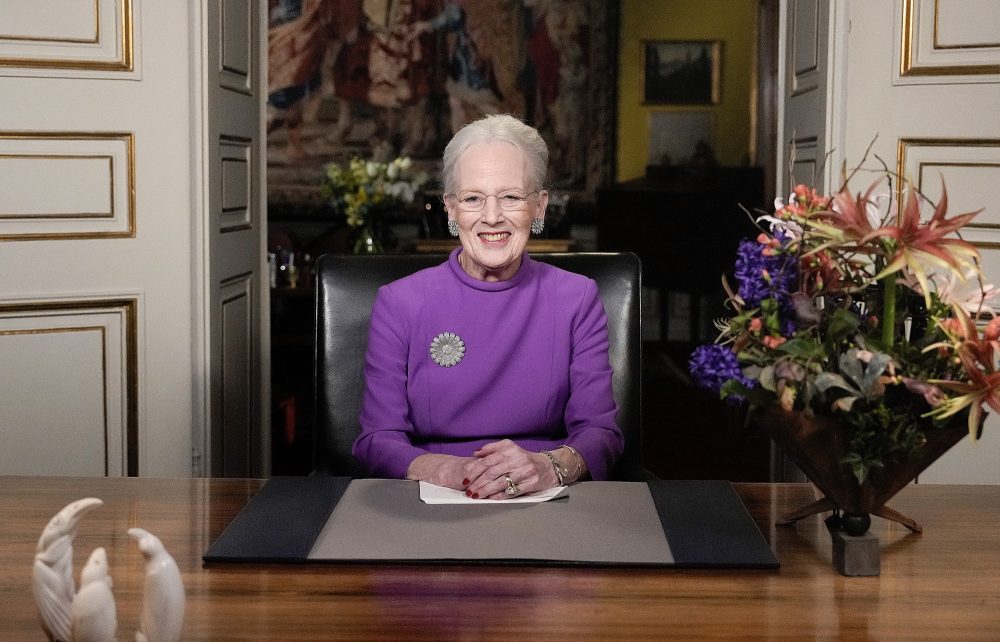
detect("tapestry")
[266,0,617,213]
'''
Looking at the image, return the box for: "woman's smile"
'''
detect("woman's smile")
[478,231,511,244]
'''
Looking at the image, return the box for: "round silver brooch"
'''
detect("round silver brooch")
[429,332,465,367]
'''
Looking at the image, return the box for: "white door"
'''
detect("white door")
[779,0,1000,482]
[0,1,268,477]
[833,0,1000,483]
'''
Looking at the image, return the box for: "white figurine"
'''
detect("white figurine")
[32,497,104,642]
[130,527,185,642]
[71,548,117,642]
[32,500,186,642]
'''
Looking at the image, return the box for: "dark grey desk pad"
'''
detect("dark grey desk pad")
[203,477,778,568]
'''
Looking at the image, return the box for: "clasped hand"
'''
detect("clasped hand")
[406,439,558,499]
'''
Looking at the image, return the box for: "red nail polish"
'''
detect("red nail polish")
[465,490,471,497]
[472,493,479,499]
[462,478,469,486]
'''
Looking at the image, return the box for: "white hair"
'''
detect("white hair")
[441,114,549,194]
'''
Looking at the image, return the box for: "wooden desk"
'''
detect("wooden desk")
[3,477,999,640]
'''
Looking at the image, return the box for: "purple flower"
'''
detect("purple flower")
[734,238,797,307]
[781,316,798,336]
[689,344,755,398]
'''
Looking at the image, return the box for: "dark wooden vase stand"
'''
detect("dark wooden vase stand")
[752,406,969,575]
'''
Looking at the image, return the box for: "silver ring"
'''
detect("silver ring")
[504,474,519,496]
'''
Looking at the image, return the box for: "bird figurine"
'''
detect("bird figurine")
[32,497,104,642]
[129,527,185,642]
[70,547,117,642]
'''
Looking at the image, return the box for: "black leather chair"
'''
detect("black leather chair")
[313,252,647,480]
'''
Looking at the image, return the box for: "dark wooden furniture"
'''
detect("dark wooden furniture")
[269,285,316,475]
[597,168,763,342]
[597,168,769,481]
[4,476,1000,639]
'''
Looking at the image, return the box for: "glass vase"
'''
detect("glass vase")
[352,222,383,255]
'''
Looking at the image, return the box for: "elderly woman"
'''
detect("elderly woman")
[352,114,623,499]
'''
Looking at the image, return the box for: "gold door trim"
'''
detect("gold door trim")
[0,297,139,475]
[0,0,133,71]
[0,131,135,240]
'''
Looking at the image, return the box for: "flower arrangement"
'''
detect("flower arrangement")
[322,156,429,228]
[690,164,996,485]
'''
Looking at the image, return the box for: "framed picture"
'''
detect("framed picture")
[266,0,619,214]
[647,111,715,166]
[643,40,721,105]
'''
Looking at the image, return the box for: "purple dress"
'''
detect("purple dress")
[353,249,624,480]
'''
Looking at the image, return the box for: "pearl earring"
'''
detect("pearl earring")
[530,218,545,235]
[447,219,459,237]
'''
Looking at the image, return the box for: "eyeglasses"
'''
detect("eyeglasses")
[444,190,540,212]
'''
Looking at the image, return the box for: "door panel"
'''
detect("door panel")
[198,0,268,477]
[0,298,136,475]
[779,0,832,195]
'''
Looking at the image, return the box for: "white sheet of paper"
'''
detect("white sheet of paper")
[419,481,568,504]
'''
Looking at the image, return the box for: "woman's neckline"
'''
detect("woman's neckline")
[447,247,532,292]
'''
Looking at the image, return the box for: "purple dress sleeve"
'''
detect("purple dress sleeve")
[562,279,624,481]
[352,286,428,478]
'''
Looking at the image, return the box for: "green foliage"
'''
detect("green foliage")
[838,388,937,485]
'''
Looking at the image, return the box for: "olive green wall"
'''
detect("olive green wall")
[617,0,759,182]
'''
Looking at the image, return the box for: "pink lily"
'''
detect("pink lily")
[875,182,982,304]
